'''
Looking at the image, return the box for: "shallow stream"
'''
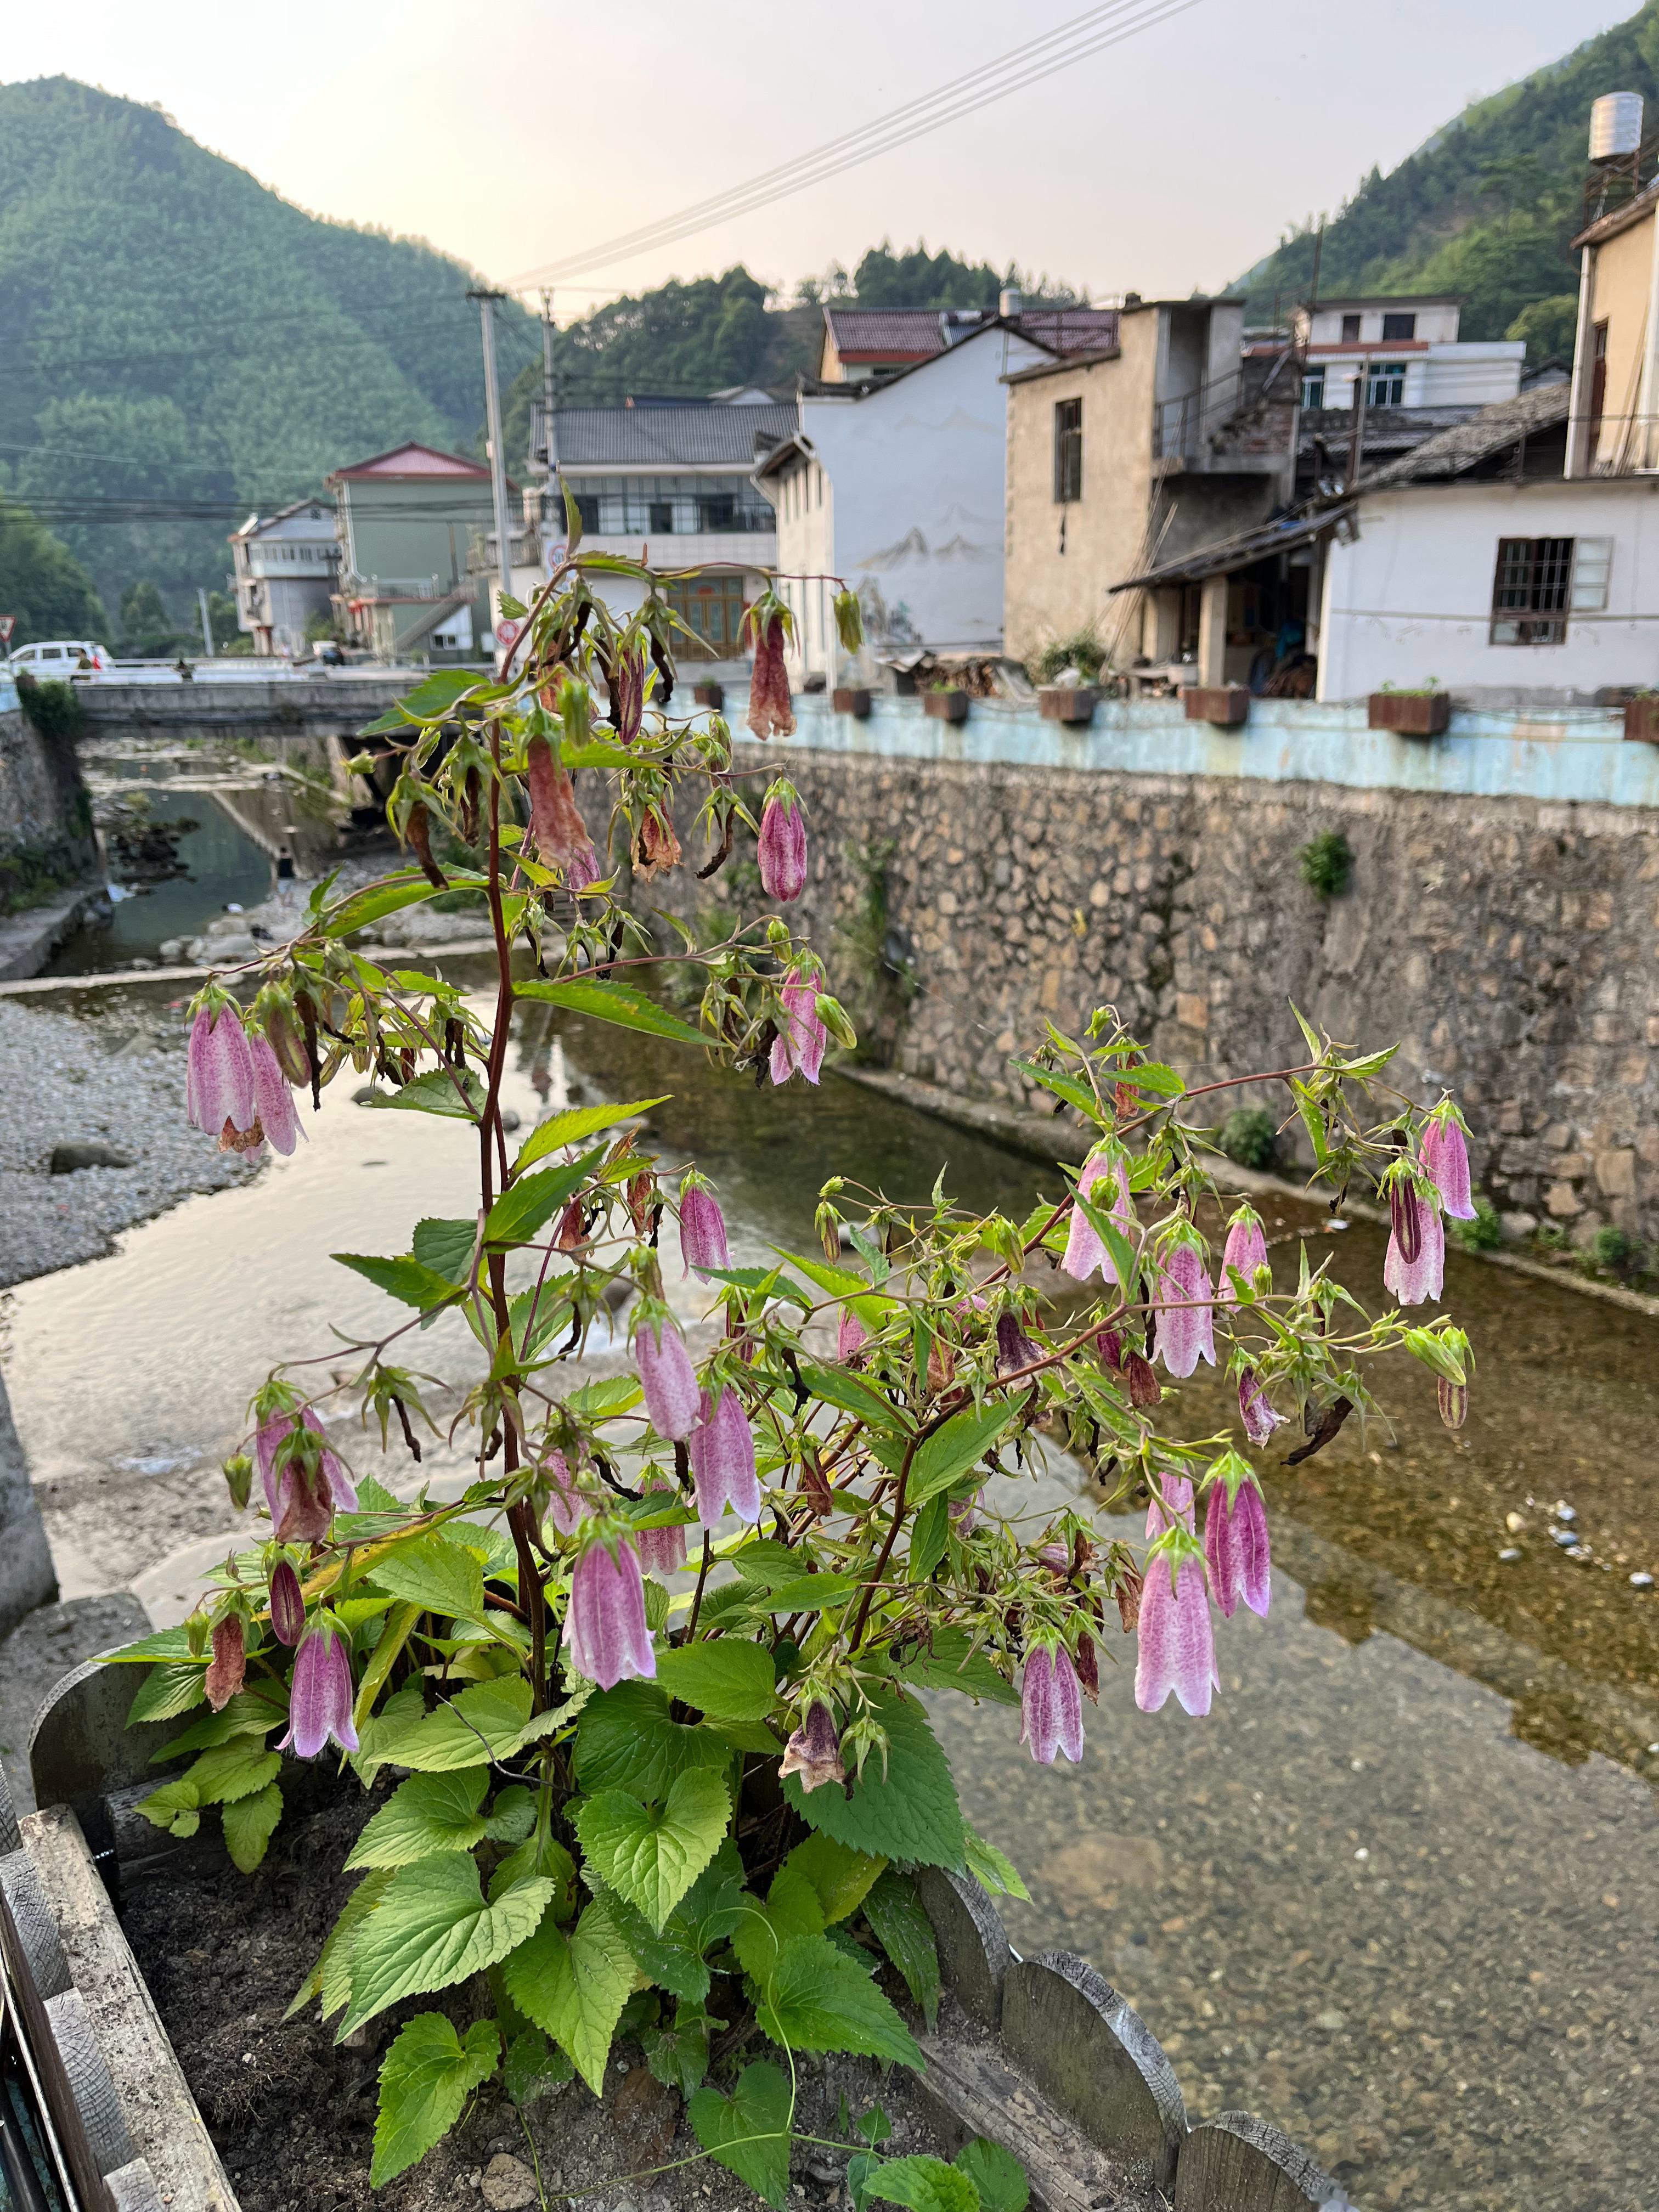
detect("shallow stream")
[2,999,1655,2210]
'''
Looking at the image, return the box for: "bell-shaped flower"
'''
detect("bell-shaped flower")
[1420,1110,1476,1220]
[746,612,796,741]
[678,1177,730,1279]
[1020,1643,1084,1765]
[635,1473,689,1577]
[543,1448,591,1538]
[688,1387,761,1528]
[1124,1348,1161,1409]
[1203,1460,1271,1618]
[836,1306,867,1362]
[1220,1206,1268,1304]
[1134,1539,1219,1717]
[634,804,681,878]
[256,1406,357,1545]
[525,736,601,887]
[636,1310,702,1441]
[1438,1376,1469,1430]
[568,1533,655,1689]
[610,642,646,744]
[780,1700,844,1792]
[1114,1560,1145,1633]
[186,1003,254,1139]
[1238,1366,1286,1446]
[1146,1472,1195,1538]
[758,787,807,901]
[269,1558,305,1646]
[769,968,827,1086]
[247,1034,303,1158]
[1061,1151,1135,1286]
[1154,1240,1216,1378]
[205,1615,246,1711]
[996,1311,1042,1381]
[1384,1190,1444,1306]
[279,1618,359,1757]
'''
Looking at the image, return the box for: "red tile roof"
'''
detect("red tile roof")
[328,441,494,482]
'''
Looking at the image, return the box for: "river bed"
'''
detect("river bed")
[1,1001,1655,2211]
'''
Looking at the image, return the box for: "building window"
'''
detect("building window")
[1300,368,1326,409]
[1570,538,1613,612]
[665,574,746,656]
[1380,312,1417,343]
[1366,361,1407,407]
[1490,537,1576,645]
[1341,313,1363,343]
[1053,398,1083,503]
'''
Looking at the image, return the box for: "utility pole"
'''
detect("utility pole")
[197,586,214,659]
[1346,358,1370,492]
[468,289,515,634]
[539,289,562,520]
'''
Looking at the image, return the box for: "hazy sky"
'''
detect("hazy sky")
[5,1,1637,313]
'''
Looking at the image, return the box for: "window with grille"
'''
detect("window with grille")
[1053,398,1083,503]
[1490,537,1576,645]
[1366,361,1407,406]
[1380,312,1417,343]
[1300,367,1326,409]
[1341,313,1363,342]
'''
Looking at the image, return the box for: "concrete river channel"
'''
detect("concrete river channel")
[1,754,1656,2212]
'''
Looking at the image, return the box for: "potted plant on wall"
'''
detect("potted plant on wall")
[75,512,1475,2202]
[1368,680,1452,737]
[922,679,969,724]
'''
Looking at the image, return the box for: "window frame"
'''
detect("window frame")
[1340,313,1363,343]
[1380,311,1417,343]
[1365,360,1407,407]
[1300,367,1326,410]
[1489,536,1577,646]
[1053,397,1084,504]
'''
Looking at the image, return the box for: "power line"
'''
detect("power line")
[507,0,1205,286]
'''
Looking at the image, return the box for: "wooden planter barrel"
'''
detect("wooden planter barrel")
[1368,690,1451,737]
[691,681,724,709]
[1039,686,1098,725]
[1623,694,1659,743]
[833,686,873,718]
[1183,686,1250,728]
[923,690,970,724]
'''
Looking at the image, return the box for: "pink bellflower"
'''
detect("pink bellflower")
[1060,1151,1135,1286]
[636,1312,702,1441]
[1135,1549,1219,1717]
[688,1387,761,1528]
[280,1620,359,1757]
[769,969,827,1086]
[758,787,808,902]
[780,1700,844,1792]
[568,1534,655,1689]
[1020,1643,1085,1765]
[1384,1189,1444,1306]
[836,1306,867,1362]
[256,1406,357,1546]
[246,1034,303,1158]
[635,1472,689,1577]
[1146,1472,1195,1538]
[1203,1470,1272,1618]
[1420,1111,1476,1220]
[269,1559,305,1647]
[1155,1242,1217,1378]
[1219,1206,1268,1303]
[185,1004,254,1142]
[205,1616,246,1711]
[543,1448,592,1539]
[1238,1366,1286,1446]
[678,1178,730,1279]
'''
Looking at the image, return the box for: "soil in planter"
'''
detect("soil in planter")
[121,1791,957,2212]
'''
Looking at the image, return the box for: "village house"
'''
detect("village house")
[754,295,1119,680]
[325,442,517,664]
[227,498,341,658]
[1288,294,1524,415]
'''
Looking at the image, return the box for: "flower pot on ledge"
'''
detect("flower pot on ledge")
[1368,690,1451,737]
[1039,686,1098,725]
[1183,686,1249,728]
[1623,694,1659,743]
[833,686,872,718]
[923,689,970,724]
[692,680,724,709]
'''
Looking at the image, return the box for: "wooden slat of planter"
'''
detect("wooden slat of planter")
[22,1807,240,2212]
[914,2031,1139,2212]
[1175,2111,1338,2210]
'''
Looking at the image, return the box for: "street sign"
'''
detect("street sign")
[0,616,15,645]
[495,618,523,650]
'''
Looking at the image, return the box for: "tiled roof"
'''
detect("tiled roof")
[823,306,1120,364]
[542,402,798,468]
[328,442,493,481]
[1357,383,1570,488]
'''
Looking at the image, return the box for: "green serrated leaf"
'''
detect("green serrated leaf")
[128,1662,207,1725]
[907,1494,950,1583]
[345,1770,490,1871]
[484,1785,537,1846]
[411,1217,477,1283]
[954,2141,1029,2212]
[907,1405,1016,1508]
[599,1888,713,2002]
[357,1677,536,1777]
[862,1871,940,2029]
[323,873,449,938]
[575,1769,729,1933]
[755,1934,922,2068]
[573,1681,733,1801]
[868,2155,980,2212]
[135,1777,201,1837]
[360,1068,486,1121]
[502,1891,636,2094]
[731,1866,825,1984]
[515,1096,673,1172]
[331,1251,465,1311]
[514,977,704,1047]
[785,1696,964,1872]
[366,1533,486,1622]
[187,1741,283,1806]
[795,1362,912,1435]
[101,1627,196,1664]
[504,2025,574,2109]
[150,1689,286,1763]
[223,1782,284,1874]
[371,2013,500,2187]
[484,1147,606,1250]
[891,1632,1018,1707]
[962,1827,1029,1901]
[641,2004,714,2096]
[340,1859,554,2038]
[1007,1058,1101,1119]
[653,1641,779,1722]
[690,2059,793,2208]
[782,1833,886,1926]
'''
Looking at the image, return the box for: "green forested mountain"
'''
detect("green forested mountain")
[1237,2,1659,349]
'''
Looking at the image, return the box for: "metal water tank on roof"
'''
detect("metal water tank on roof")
[1590,91,1644,161]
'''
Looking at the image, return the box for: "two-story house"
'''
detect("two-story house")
[325,442,516,664]
[227,499,341,658]
[1289,295,1525,416]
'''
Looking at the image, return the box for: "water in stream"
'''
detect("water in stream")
[1,997,1655,2211]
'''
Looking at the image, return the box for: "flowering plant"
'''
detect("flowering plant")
[109,531,1471,2196]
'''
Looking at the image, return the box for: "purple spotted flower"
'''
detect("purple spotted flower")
[1155,1243,1216,1379]
[247,1034,303,1158]
[205,1616,246,1712]
[279,1620,359,1757]
[780,1701,844,1793]
[636,1312,702,1441]
[1384,1190,1444,1306]
[758,787,807,902]
[1146,1472,1195,1538]
[687,1387,761,1528]
[1220,1207,1268,1302]
[568,1534,655,1689]
[1238,1367,1286,1446]
[186,1003,254,1141]
[1020,1643,1084,1765]
[1134,1551,1218,1717]
[678,1178,730,1279]
[543,1448,591,1539]
[1204,1475,1272,1619]
[256,1407,357,1545]
[635,1472,689,1577]
[996,1311,1042,1381]
[1420,1113,1475,1221]
[1061,1152,1135,1286]
[769,969,828,1086]
[837,1307,867,1362]
[269,1558,306,1646]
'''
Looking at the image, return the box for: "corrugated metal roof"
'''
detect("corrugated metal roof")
[1357,382,1570,488]
[545,402,798,468]
[1110,509,1342,592]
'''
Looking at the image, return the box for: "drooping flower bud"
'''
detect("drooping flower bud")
[780,1700,844,1793]
[205,1615,247,1711]
[836,1307,867,1362]
[1019,1644,1084,1765]
[1114,1561,1144,1633]
[1420,1110,1476,1221]
[746,611,795,740]
[1154,1242,1217,1379]
[635,1472,689,1577]
[543,1448,591,1538]
[633,803,681,879]
[568,1534,655,1689]
[687,1387,761,1528]
[257,986,312,1090]
[832,588,864,654]
[524,735,600,887]
[1124,1349,1161,1410]
[1384,1190,1444,1307]
[610,641,646,744]
[555,1197,588,1252]
[222,1453,253,1510]
[996,1312,1041,1381]
[1075,1631,1099,1703]
[1134,1549,1218,1717]
[1203,1470,1272,1619]
[1237,1367,1286,1446]
[1220,1206,1268,1303]
[678,1177,730,1279]
[758,787,807,902]
[636,1312,702,1441]
[269,1558,305,1646]
[279,1618,359,1757]
[1437,1375,1469,1429]
[256,1406,358,1545]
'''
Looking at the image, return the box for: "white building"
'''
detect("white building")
[1288,295,1525,413]
[754,302,1119,679]
[228,499,341,657]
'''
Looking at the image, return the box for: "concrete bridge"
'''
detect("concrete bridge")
[72,673,421,746]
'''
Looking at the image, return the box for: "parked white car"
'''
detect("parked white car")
[6,639,112,675]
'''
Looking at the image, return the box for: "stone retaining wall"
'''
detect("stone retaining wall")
[0,706,95,905]
[663,744,1659,1246]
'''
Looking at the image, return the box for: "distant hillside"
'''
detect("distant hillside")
[0,76,531,622]
[1237,2,1659,352]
